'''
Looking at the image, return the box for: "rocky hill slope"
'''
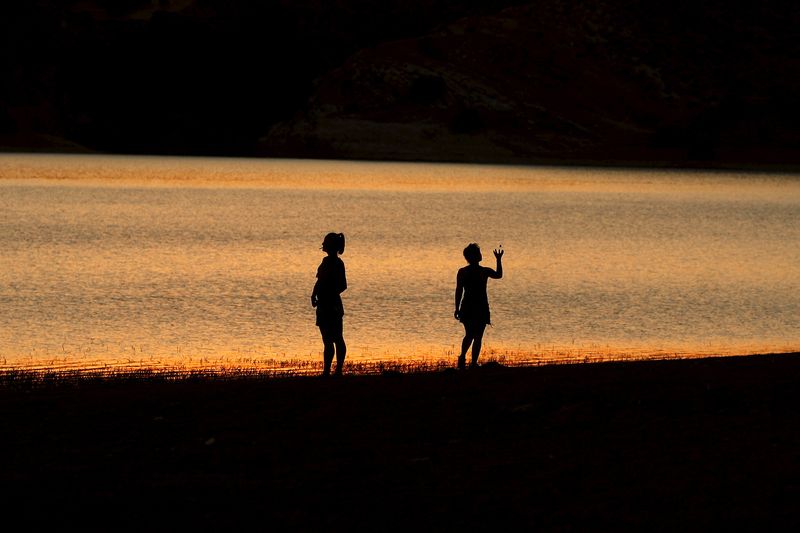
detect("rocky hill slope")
[3,1,799,168]
[260,1,800,167]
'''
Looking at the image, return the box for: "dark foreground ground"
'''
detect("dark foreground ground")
[3,354,800,531]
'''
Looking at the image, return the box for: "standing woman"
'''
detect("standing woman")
[311,232,347,376]
[454,243,503,369]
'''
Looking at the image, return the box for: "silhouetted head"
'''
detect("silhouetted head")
[463,243,482,264]
[322,232,345,255]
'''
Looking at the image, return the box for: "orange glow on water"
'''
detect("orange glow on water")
[1,154,799,372]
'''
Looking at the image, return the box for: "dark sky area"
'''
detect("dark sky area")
[3,0,800,168]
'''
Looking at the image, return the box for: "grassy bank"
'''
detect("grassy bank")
[3,353,800,530]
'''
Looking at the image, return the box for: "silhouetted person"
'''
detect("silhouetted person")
[311,232,347,376]
[454,243,503,369]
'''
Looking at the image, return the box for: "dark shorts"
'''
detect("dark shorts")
[318,318,343,341]
[316,300,343,325]
[317,304,343,340]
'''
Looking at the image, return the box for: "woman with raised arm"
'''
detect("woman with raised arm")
[311,232,347,376]
[454,243,503,370]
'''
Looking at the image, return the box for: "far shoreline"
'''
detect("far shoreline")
[3,148,800,175]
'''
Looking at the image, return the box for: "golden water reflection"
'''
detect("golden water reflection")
[1,154,799,372]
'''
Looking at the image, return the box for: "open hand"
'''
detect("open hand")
[493,247,504,259]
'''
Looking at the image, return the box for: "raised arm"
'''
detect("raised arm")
[488,247,504,279]
[454,270,464,320]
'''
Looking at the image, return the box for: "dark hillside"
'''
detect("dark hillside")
[262,1,800,167]
[3,1,800,168]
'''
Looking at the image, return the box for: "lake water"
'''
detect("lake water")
[1,154,798,371]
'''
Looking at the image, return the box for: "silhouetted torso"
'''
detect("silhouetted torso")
[457,264,492,325]
[315,255,346,326]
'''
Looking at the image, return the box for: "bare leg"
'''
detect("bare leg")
[334,336,346,375]
[320,326,336,376]
[459,326,473,370]
[470,323,487,367]
[322,341,334,376]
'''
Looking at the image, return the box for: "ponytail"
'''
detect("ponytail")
[323,232,346,254]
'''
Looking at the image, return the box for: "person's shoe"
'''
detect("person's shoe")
[457,356,466,370]
[469,362,478,370]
